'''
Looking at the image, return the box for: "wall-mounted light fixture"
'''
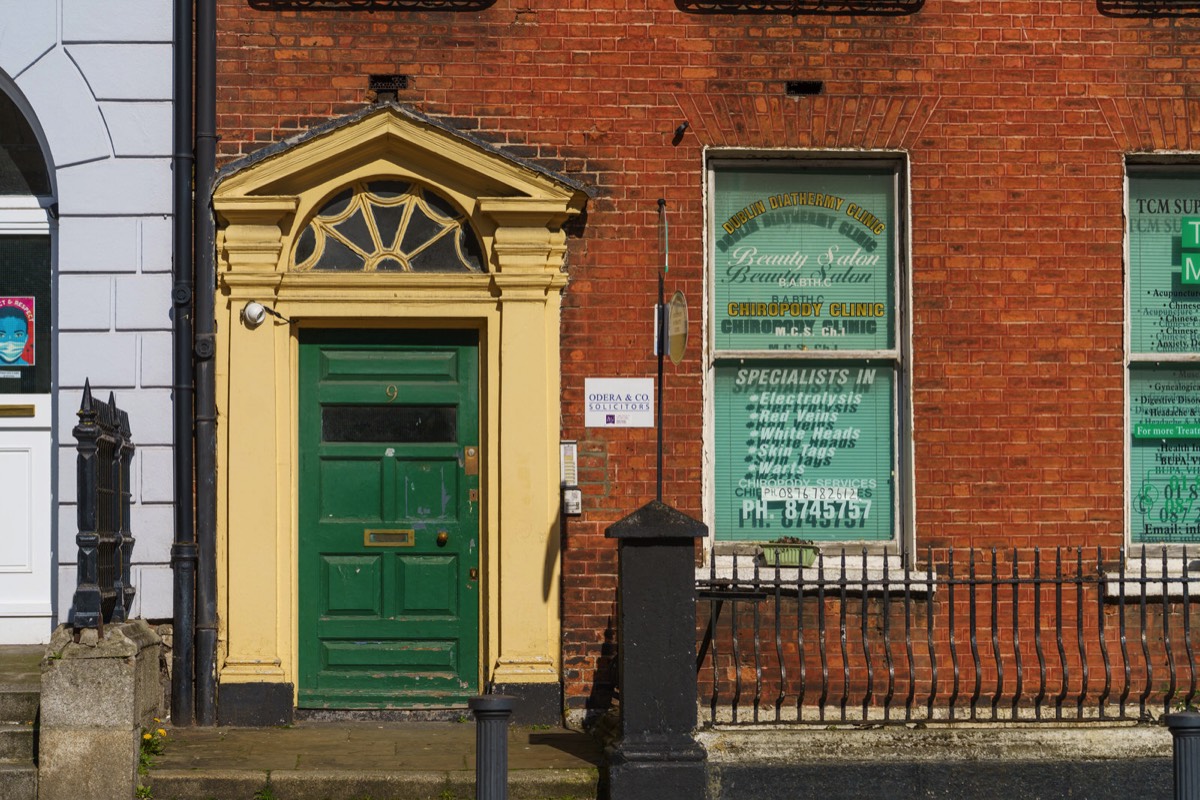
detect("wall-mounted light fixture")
[242,301,293,328]
[242,301,267,328]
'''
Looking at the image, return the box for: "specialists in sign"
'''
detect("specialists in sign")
[713,362,894,542]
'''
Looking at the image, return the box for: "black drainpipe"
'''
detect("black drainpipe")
[170,0,196,727]
[194,0,219,726]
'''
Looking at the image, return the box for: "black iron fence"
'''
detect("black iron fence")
[697,546,1200,726]
[69,381,136,633]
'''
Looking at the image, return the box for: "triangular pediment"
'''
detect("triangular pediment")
[214,104,588,216]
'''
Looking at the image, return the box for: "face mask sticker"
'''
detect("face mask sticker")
[0,298,33,367]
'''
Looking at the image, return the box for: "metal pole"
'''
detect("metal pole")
[656,198,667,503]
[656,270,664,503]
[170,0,197,726]
[193,0,219,726]
[469,695,514,800]
[1169,712,1200,800]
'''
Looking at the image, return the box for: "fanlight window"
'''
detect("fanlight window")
[294,180,484,272]
[0,91,49,196]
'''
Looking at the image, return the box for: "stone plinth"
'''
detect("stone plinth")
[38,621,163,800]
[605,500,709,800]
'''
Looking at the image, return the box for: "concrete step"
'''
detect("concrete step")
[146,721,604,800]
[0,724,34,762]
[0,762,36,800]
[0,649,39,800]
[709,758,1174,800]
[0,689,38,726]
[147,768,600,800]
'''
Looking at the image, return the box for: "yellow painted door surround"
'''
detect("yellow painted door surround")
[211,105,587,710]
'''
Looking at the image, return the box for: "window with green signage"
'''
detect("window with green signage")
[709,160,905,543]
[1128,170,1200,545]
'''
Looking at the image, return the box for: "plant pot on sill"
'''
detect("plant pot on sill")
[757,542,818,568]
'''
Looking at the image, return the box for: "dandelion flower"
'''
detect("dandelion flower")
[157,729,167,737]
[143,733,152,740]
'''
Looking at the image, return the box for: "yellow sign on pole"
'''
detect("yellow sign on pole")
[668,291,687,365]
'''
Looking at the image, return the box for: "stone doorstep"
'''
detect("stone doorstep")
[700,723,1174,764]
[0,690,37,726]
[147,767,601,800]
[0,682,39,800]
[0,724,35,762]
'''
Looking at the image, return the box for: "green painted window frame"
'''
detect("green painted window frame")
[707,157,909,545]
[1127,166,1200,546]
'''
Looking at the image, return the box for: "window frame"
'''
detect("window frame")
[703,151,913,557]
[1124,160,1200,554]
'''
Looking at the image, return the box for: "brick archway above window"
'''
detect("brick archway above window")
[1098,0,1200,15]
[676,0,922,14]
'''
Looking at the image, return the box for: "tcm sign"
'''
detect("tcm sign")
[1183,216,1200,285]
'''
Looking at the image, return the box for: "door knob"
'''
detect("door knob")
[436,531,449,546]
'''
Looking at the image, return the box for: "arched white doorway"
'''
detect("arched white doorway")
[0,86,55,644]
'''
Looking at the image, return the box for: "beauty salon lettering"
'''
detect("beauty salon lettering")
[712,170,895,353]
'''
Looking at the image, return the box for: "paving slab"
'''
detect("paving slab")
[0,647,42,690]
[147,720,603,800]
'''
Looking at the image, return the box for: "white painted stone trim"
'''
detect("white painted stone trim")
[0,197,51,233]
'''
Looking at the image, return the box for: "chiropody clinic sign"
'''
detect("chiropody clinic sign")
[711,165,897,542]
[713,166,895,353]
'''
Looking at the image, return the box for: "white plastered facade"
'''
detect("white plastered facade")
[0,1,174,643]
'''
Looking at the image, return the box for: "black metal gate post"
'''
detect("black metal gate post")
[605,500,708,800]
[1168,712,1200,799]
[469,694,515,800]
[69,381,137,635]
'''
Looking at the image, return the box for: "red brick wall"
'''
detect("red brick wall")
[215,0,1200,712]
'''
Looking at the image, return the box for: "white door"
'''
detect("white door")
[0,216,53,643]
[0,395,51,643]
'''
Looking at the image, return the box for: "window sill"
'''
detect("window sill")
[1103,556,1200,598]
[698,550,934,596]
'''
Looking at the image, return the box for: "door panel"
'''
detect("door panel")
[0,234,51,644]
[299,330,479,707]
[0,399,51,643]
[0,444,32,570]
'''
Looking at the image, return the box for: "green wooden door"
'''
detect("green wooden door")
[298,330,479,707]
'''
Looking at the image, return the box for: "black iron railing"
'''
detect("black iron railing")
[698,546,1200,726]
[69,380,136,633]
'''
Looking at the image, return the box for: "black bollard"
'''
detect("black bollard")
[605,500,709,800]
[1169,712,1200,800]
[469,694,515,800]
